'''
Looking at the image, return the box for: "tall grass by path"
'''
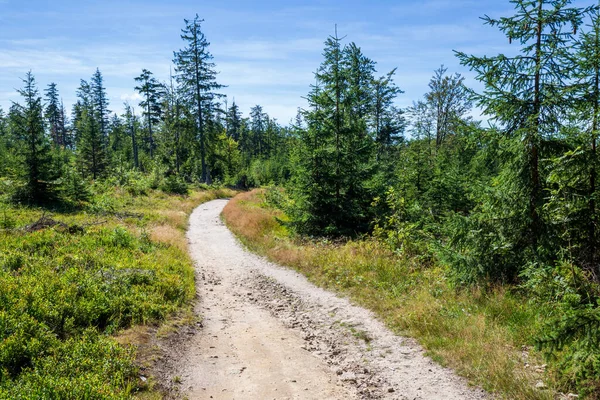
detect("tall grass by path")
[222,189,556,400]
[0,186,235,399]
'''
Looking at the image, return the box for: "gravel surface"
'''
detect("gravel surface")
[168,199,488,399]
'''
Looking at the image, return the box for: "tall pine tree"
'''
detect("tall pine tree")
[76,80,107,179]
[226,100,242,141]
[456,0,587,257]
[250,105,267,157]
[291,31,383,235]
[173,15,223,183]
[134,69,163,158]
[91,68,110,149]
[44,82,66,147]
[548,7,600,273]
[123,104,140,170]
[451,0,589,284]
[12,72,54,203]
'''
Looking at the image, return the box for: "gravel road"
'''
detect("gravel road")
[172,199,488,399]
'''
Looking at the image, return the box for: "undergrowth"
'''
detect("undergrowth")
[0,184,235,399]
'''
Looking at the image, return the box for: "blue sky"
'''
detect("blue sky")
[0,0,593,123]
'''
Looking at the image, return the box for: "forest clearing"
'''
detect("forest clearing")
[3,0,600,398]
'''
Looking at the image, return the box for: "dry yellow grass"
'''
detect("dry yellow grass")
[156,210,188,231]
[146,188,237,251]
[115,325,153,347]
[150,224,186,252]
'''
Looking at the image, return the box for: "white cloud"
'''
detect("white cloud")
[119,92,142,102]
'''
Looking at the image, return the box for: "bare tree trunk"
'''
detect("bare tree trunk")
[590,61,599,273]
[530,0,543,249]
[193,24,210,184]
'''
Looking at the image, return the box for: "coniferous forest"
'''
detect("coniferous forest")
[5,0,600,398]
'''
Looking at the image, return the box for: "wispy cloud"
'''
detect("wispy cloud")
[118,92,143,102]
[0,49,87,75]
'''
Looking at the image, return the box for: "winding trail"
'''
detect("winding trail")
[175,199,488,399]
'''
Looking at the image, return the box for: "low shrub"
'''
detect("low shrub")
[160,176,189,195]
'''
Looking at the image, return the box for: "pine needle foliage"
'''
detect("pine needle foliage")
[453,0,591,283]
[10,72,55,204]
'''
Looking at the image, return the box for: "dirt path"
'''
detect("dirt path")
[172,199,488,399]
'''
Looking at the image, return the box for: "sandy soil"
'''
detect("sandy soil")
[167,199,488,399]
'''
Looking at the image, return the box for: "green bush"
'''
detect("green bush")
[0,330,136,399]
[0,191,198,397]
[58,166,92,205]
[159,176,189,195]
[522,260,600,395]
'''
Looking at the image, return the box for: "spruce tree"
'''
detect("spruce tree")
[226,100,242,141]
[406,101,436,193]
[549,7,600,272]
[173,15,224,183]
[341,42,377,229]
[44,83,65,147]
[343,43,375,120]
[59,100,71,148]
[91,68,111,148]
[577,8,600,270]
[108,114,128,166]
[264,116,279,161]
[124,104,140,170]
[290,33,346,235]
[76,80,106,179]
[163,72,184,174]
[320,31,346,207]
[134,69,163,158]
[71,98,85,146]
[250,105,267,156]
[237,116,253,165]
[455,0,587,265]
[12,72,54,203]
[291,31,382,235]
[78,108,106,179]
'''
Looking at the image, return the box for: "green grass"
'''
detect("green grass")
[222,189,555,400]
[0,185,235,399]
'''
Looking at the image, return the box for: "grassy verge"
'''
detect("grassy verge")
[0,186,235,399]
[222,189,556,400]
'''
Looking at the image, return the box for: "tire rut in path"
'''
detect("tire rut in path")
[173,199,488,400]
